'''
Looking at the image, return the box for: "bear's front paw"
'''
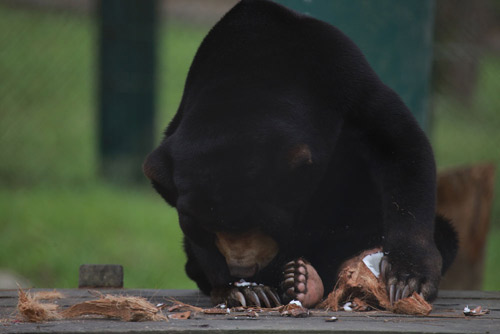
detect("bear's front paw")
[280,258,324,308]
[211,282,281,308]
[380,246,442,304]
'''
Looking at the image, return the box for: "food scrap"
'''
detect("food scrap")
[343,302,353,312]
[463,305,490,316]
[168,311,191,320]
[279,300,309,318]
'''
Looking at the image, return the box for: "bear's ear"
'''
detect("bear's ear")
[288,144,313,169]
[143,147,177,206]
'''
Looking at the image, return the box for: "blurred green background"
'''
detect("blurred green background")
[0,0,499,290]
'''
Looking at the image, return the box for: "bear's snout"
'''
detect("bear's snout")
[215,230,279,278]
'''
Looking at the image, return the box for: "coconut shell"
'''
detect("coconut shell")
[320,248,433,316]
[393,292,432,316]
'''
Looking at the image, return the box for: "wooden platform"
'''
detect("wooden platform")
[1,289,498,333]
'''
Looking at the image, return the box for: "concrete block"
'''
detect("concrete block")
[79,264,123,288]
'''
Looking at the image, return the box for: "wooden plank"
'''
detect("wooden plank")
[437,163,496,290]
[1,289,498,333]
[438,290,500,300]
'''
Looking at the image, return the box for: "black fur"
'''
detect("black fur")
[144,0,457,302]
[435,215,459,275]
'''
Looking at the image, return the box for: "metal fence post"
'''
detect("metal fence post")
[98,0,158,183]
[275,0,435,131]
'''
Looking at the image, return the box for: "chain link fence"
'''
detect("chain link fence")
[0,0,499,288]
[1,0,498,216]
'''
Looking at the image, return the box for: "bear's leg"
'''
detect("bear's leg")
[379,215,458,304]
[280,258,324,308]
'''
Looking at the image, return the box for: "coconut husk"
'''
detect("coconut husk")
[320,248,388,311]
[17,289,167,322]
[351,297,372,311]
[166,298,204,313]
[320,248,433,316]
[17,289,61,322]
[33,290,65,300]
[60,293,167,321]
[168,311,191,320]
[393,292,432,315]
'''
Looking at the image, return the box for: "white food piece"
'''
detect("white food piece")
[231,279,263,287]
[362,251,384,278]
[235,279,251,287]
[289,300,303,307]
[343,302,353,312]
[233,279,262,287]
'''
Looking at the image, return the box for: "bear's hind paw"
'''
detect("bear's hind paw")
[280,258,324,308]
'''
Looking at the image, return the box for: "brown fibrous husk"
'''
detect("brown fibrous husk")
[319,248,433,316]
[60,293,168,321]
[33,290,65,300]
[393,292,432,315]
[17,289,61,322]
[351,297,371,311]
[17,289,167,322]
[166,298,204,313]
[168,311,191,320]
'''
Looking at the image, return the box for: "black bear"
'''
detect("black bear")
[143,0,457,308]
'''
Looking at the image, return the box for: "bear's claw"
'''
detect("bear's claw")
[380,254,440,304]
[213,284,281,308]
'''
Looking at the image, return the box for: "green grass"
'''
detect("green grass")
[0,5,499,291]
[0,4,206,289]
[432,55,500,172]
[0,6,96,186]
[0,5,207,185]
[0,183,195,289]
